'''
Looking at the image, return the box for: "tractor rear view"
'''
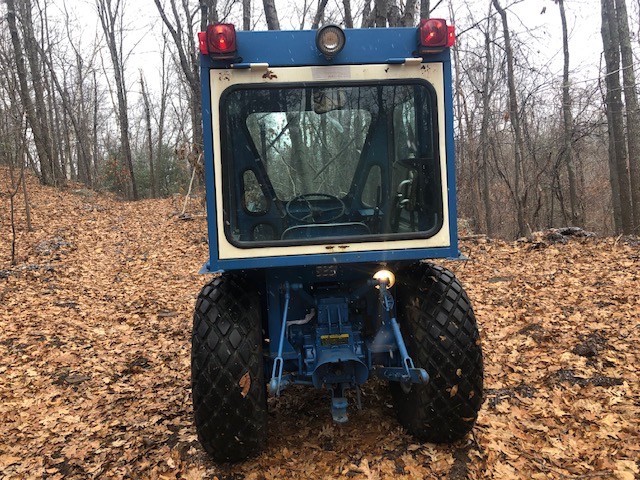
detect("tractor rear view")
[192,20,483,462]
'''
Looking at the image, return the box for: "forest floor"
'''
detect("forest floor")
[1,171,639,480]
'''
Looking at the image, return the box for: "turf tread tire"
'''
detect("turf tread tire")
[191,274,267,462]
[391,262,483,443]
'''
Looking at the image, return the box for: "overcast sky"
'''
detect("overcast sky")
[47,0,608,97]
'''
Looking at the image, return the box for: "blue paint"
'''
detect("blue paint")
[202,28,450,69]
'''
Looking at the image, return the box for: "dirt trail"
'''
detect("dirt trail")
[1,174,639,479]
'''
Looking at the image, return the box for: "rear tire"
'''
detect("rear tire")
[391,262,483,443]
[191,274,267,462]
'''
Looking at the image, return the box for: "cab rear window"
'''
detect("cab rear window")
[219,81,443,246]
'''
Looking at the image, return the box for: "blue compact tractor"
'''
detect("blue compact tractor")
[192,20,483,462]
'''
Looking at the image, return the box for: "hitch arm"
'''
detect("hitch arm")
[375,281,428,385]
[269,282,291,395]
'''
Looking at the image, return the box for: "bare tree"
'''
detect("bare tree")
[153,0,204,161]
[558,0,584,226]
[601,0,633,233]
[140,73,156,198]
[480,10,495,236]
[493,0,528,236]
[6,0,58,186]
[96,0,138,200]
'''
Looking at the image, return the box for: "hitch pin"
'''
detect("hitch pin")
[269,282,291,395]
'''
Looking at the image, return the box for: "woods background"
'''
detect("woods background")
[2,0,640,245]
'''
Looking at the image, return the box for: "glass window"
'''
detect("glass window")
[242,169,268,213]
[220,82,442,246]
[361,165,381,208]
[246,109,371,201]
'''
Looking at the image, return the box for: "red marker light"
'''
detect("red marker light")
[206,23,237,58]
[419,18,449,49]
[198,31,208,54]
[447,25,456,47]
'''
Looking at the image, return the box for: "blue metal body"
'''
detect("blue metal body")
[198,26,458,422]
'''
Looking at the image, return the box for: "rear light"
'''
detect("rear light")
[316,25,346,59]
[447,25,456,47]
[204,23,237,58]
[418,18,454,50]
[198,31,208,54]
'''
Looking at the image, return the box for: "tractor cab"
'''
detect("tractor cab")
[198,21,458,272]
[192,21,483,463]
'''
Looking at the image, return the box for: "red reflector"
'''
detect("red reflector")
[206,23,237,57]
[419,18,449,48]
[447,25,456,47]
[198,31,208,54]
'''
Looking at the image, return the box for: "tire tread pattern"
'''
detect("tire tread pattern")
[392,262,483,443]
[191,274,267,462]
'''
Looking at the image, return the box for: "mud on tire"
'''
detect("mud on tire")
[191,274,267,462]
[391,262,483,443]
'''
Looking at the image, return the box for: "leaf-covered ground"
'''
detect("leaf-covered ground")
[1,173,639,479]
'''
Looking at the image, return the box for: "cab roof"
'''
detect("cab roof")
[201,27,450,69]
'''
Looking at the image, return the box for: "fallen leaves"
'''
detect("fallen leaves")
[239,371,251,398]
[0,170,639,479]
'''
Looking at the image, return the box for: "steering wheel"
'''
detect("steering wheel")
[286,193,346,223]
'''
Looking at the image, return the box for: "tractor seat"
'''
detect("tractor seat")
[281,222,370,240]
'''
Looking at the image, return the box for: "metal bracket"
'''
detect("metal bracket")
[385,57,423,66]
[373,365,428,384]
[330,384,349,423]
[231,62,270,70]
[268,282,291,396]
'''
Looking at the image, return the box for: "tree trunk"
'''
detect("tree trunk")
[601,0,633,233]
[480,19,494,236]
[343,0,353,28]
[493,0,528,237]
[614,0,640,231]
[200,0,218,30]
[262,0,280,30]
[243,0,251,30]
[420,0,430,19]
[401,0,418,26]
[312,0,329,28]
[362,0,374,27]
[157,37,169,195]
[374,0,388,27]
[92,71,100,181]
[153,0,204,161]
[387,2,401,27]
[6,0,54,186]
[140,74,156,198]
[605,104,623,232]
[97,0,138,200]
[558,0,584,227]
